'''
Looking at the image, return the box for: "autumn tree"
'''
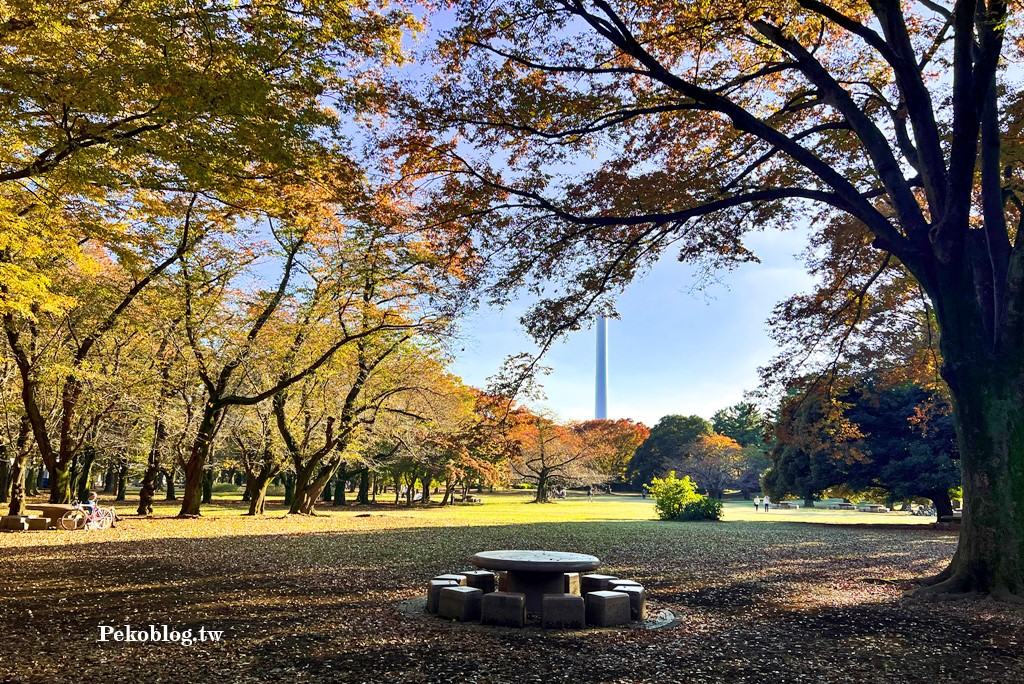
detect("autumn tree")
[626,415,712,488]
[574,418,650,484]
[509,412,606,502]
[674,433,744,500]
[1,0,418,503]
[418,0,1024,598]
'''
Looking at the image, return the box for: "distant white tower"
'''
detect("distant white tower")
[595,317,608,419]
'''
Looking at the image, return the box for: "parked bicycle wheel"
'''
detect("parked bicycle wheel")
[60,509,87,530]
[93,509,114,530]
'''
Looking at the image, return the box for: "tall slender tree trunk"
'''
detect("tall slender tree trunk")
[164,467,177,500]
[201,469,214,505]
[283,472,295,506]
[0,449,10,504]
[103,466,116,493]
[333,476,346,506]
[421,475,432,504]
[116,462,128,502]
[76,446,97,502]
[357,469,370,505]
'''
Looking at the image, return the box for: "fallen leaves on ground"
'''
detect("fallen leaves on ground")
[0,495,1020,684]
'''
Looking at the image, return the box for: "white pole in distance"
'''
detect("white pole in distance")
[595,317,608,420]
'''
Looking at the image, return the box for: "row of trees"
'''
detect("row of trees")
[627,381,958,516]
[765,379,960,515]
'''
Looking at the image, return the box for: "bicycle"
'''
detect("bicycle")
[60,500,114,531]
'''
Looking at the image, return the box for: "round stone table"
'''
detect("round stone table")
[470,550,600,613]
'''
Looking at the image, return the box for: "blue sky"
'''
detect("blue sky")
[450,225,815,426]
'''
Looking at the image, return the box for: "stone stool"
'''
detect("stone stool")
[433,573,467,586]
[581,573,618,596]
[563,572,581,595]
[0,516,28,531]
[616,585,647,620]
[481,591,526,627]
[438,586,483,622]
[541,594,585,629]
[463,570,496,593]
[608,579,642,591]
[427,579,460,613]
[585,590,631,627]
[26,517,50,531]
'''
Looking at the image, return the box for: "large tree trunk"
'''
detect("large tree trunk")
[534,472,549,503]
[8,454,27,517]
[289,460,317,514]
[138,464,160,516]
[178,410,220,517]
[333,476,346,506]
[291,464,338,515]
[6,422,31,517]
[421,475,432,504]
[48,460,72,503]
[357,469,370,504]
[246,464,279,516]
[179,457,205,517]
[917,280,1024,598]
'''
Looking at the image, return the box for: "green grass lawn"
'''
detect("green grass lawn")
[128,489,932,527]
[3,490,1016,684]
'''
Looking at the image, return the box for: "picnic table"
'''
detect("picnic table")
[29,504,75,528]
[471,550,599,613]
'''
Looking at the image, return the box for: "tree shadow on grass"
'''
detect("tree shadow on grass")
[0,520,1017,684]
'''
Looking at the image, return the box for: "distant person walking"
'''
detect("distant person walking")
[588,486,594,502]
[753,496,761,512]
[763,496,771,511]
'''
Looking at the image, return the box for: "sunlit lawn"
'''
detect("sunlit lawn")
[120,489,935,527]
[2,490,1018,684]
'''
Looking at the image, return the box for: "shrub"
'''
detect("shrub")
[678,497,724,521]
[211,483,241,493]
[646,471,722,521]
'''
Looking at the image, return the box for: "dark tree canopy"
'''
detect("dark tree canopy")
[627,414,712,488]
[765,380,960,513]
[712,401,768,449]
